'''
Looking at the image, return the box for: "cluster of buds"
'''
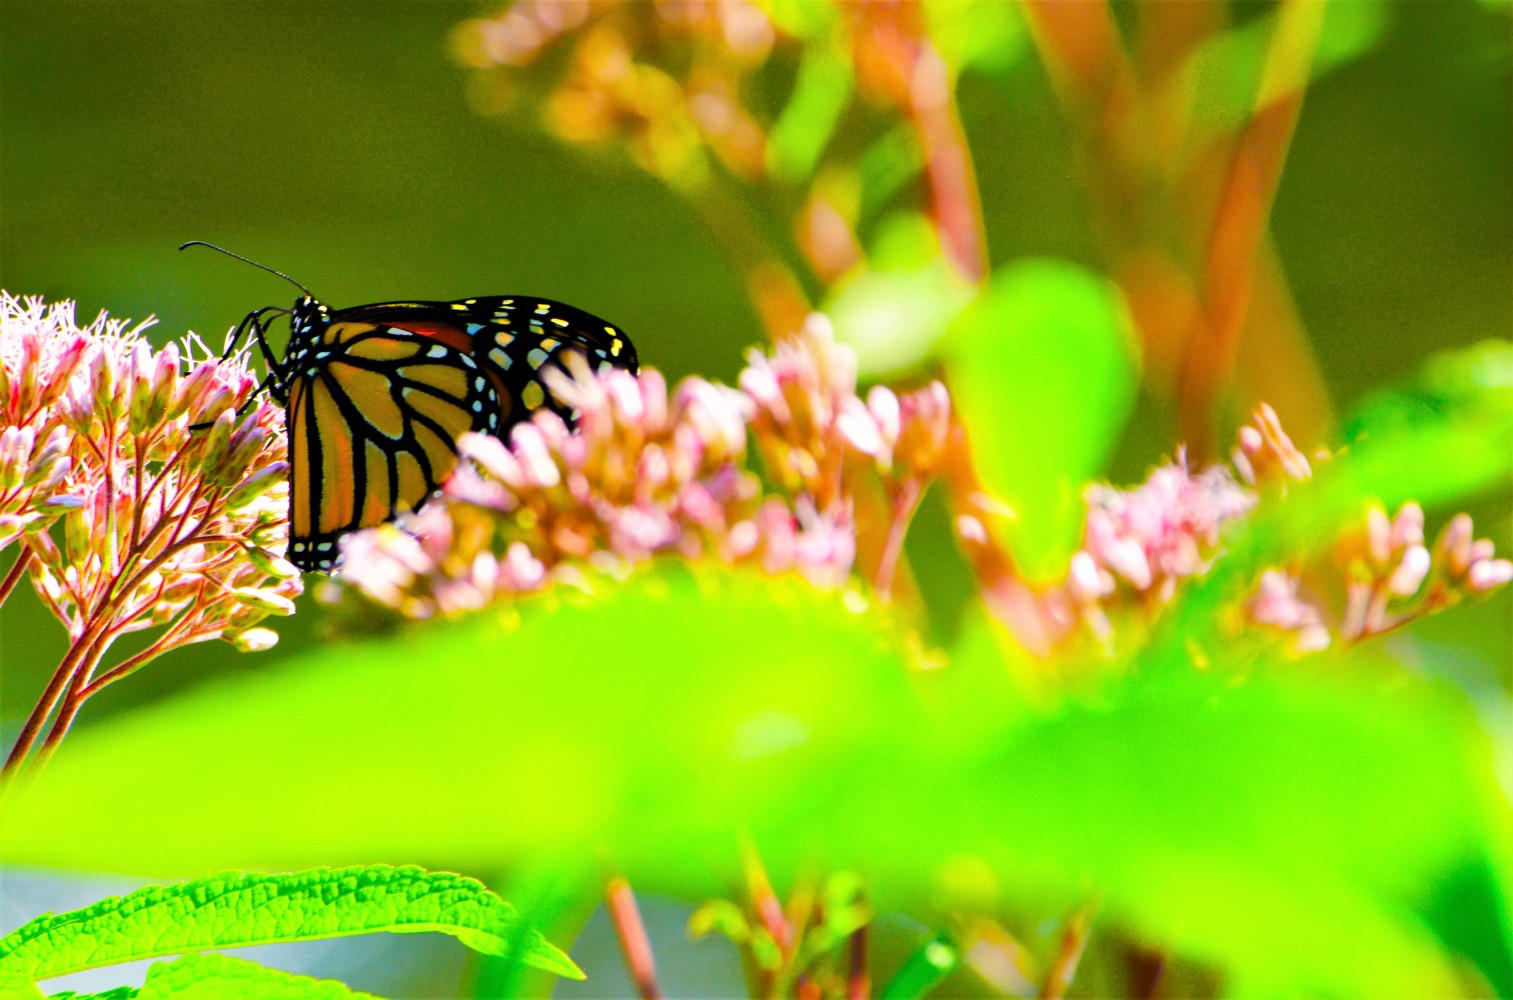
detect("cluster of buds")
[1048,403,1510,654]
[0,293,300,707]
[1230,402,1316,488]
[1331,504,1511,642]
[0,298,91,548]
[332,315,951,619]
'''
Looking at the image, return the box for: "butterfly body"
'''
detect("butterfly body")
[239,292,637,573]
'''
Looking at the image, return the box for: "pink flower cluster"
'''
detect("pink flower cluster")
[0,294,300,670]
[333,315,950,618]
[1050,404,1510,653]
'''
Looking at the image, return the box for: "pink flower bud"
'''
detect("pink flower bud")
[897,382,951,476]
[230,627,281,652]
[0,426,31,488]
[172,361,221,421]
[868,385,901,448]
[1469,559,1513,592]
[1391,503,1425,550]
[509,423,562,488]
[36,493,86,512]
[226,461,289,510]
[836,396,885,459]
[243,543,301,580]
[1388,545,1431,596]
[1436,514,1474,577]
[232,587,298,615]
[198,406,238,473]
[1366,505,1392,566]
[39,335,90,410]
[152,341,181,401]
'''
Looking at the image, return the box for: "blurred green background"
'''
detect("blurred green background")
[2,0,1506,722]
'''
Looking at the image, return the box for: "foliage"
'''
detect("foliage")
[0,866,579,999]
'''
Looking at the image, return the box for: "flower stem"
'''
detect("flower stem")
[1,639,83,782]
[908,44,988,284]
[875,477,923,601]
[606,876,662,1000]
[30,623,115,775]
[0,546,33,606]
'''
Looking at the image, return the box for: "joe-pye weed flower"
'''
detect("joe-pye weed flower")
[0,294,301,782]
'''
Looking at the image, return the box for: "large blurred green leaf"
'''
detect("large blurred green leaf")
[0,569,1505,994]
[942,259,1139,579]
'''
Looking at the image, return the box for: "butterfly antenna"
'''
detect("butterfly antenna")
[179,241,315,298]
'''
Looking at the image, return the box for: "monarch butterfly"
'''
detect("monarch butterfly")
[183,242,638,573]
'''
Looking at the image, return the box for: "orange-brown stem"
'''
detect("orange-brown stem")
[606,876,662,1000]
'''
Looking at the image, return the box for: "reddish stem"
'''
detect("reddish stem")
[606,877,662,1000]
[32,622,117,774]
[0,546,34,606]
[2,639,83,781]
[847,924,870,1000]
[908,44,988,284]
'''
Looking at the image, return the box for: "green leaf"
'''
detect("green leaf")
[134,954,379,1000]
[43,954,384,999]
[767,44,853,184]
[0,571,917,886]
[0,971,47,999]
[0,866,580,983]
[942,258,1139,578]
[922,0,1028,75]
[879,934,958,999]
[856,126,922,215]
[688,900,751,943]
[0,570,1505,995]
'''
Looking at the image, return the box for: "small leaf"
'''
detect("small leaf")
[0,866,581,984]
[767,45,853,183]
[688,900,751,943]
[879,933,958,999]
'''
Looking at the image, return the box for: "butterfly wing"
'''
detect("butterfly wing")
[335,296,638,429]
[285,321,499,572]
